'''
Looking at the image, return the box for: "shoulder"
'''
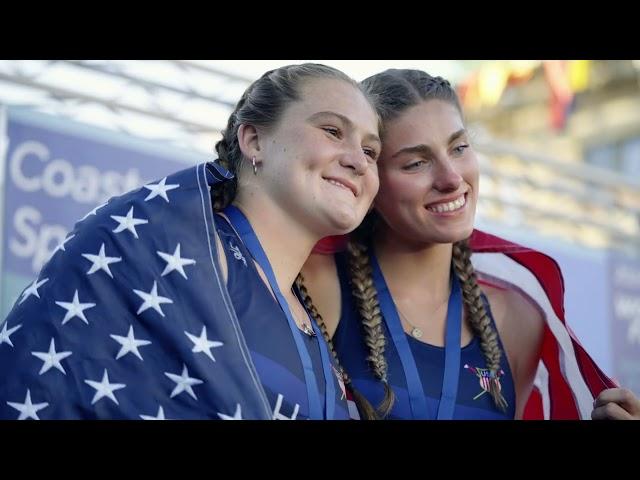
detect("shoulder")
[480,283,545,380]
[481,283,544,341]
[481,282,545,417]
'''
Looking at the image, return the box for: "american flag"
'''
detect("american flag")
[0,162,273,420]
[312,229,617,420]
[469,229,616,419]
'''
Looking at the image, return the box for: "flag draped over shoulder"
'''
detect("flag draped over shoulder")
[469,229,615,420]
[0,162,272,420]
[312,230,616,420]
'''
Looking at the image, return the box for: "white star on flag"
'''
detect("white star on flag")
[111,206,149,239]
[144,177,180,202]
[0,322,22,347]
[6,389,49,420]
[185,326,223,362]
[164,364,203,400]
[217,404,242,420]
[133,281,173,317]
[55,290,96,325]
[140,405,167,420]
[84,369,126,405]
[19,278,49,304]
[81,201,108,221]
[31,338,72,375]
[157,243,196,279]
[110,325,151,360]
[82,243,122,278]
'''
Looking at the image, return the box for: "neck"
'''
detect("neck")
[232,190,318,296]
[373,225,453,306]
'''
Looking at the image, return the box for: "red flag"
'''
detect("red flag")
[469,229,616,419]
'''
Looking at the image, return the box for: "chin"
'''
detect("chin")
[430,223,474,245]
[451,229,474,244]
[325,205,362,235]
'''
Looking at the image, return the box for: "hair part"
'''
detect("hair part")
[361,68,463,127]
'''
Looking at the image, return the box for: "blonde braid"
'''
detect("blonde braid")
[295,273,379,420]
[347,239,395,418]
[452,239,508,411]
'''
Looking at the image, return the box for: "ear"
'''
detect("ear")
[237,123,262,164]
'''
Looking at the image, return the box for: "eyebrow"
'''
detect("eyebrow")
[391,128,467,158]
[308,111,381,146]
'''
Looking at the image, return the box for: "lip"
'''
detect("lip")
[425,192,467,208]
[323,176,359,197]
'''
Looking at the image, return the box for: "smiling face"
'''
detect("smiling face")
[374,99,479,246]
[258,77,381,236]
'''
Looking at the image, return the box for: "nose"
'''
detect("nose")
[432,159,462,193]
[338,142,368,176]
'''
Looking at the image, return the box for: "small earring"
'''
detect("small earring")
[251,156,258,175]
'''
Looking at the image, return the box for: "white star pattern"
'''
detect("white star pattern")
[81,201,108,221]
[6,389,49,420]
[31,338,72,375]
[110,325,151,360]
[111,206,149,239]
[144,177,180,202]
[55,290,96,325]
[0,322,22,347]
[53,234,75,254]
[140,405,167,420]
[164,364,203,400]
[157,243,196,279]
[217,403,242,420]
[84,369,126,405]
[184,326,223,362]
[82,243,122,278]
[19,278,49,304]
[133,281,173,317]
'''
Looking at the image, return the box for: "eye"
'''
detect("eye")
[402,160,427,171]
[322,126,341,138]
[363,147,379,161]
[452,144,469,155]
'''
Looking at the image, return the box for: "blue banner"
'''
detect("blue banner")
[1,107,210,317]
[610,253,640,395]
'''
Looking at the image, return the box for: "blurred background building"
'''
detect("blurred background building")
[1,60,638,395]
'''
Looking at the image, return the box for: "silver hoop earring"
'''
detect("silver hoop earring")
[251,156,258,175]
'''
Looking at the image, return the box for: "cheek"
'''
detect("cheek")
[375,181,413,220]
[363,169,380,202]
[379,173,425,205]
[461,155,480,186]
[378,170,401,197]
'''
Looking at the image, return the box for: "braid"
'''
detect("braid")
[452,239,508,412]
[212,96,246,211]
[294,273,379,420]
[347,238,395,418]
[432,75,452,89]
